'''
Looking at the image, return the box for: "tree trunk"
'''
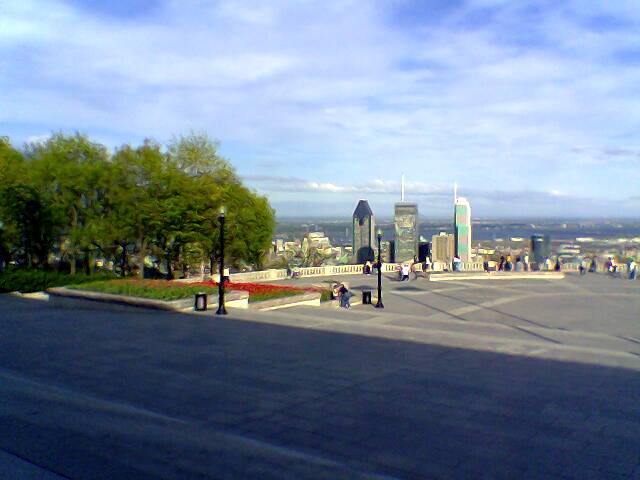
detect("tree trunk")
[120,244,127,277]
[165,256,173,280]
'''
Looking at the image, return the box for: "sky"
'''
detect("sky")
[2,0,640,219]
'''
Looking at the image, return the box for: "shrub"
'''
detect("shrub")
[0,269,118,293]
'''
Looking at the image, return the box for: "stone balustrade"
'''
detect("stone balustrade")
[178,261,630,283]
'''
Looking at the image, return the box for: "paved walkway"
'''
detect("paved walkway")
[0,274,638,479]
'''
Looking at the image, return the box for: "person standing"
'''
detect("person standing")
[411,262,419,280]
[453,256,461,272]
[424,256,431,272]
[554,258,562,271]
[629,260,637,280]
[579,258,587,275]
[401,263,410,281]
[505,255,513,272]
[515,256,523,272]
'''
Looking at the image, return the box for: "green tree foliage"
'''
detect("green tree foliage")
[0,185,56,268]
[26,133,110,273]
[0,133,275,278]
[0,136,26,187]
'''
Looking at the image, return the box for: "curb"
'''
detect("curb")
[429,272,565,281]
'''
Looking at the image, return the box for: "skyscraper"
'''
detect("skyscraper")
[431,232,454,264]
[352,199,375,263]
[454,184,472,262]
[394,175,418,263]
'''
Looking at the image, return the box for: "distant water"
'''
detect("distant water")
[276,219,640,245]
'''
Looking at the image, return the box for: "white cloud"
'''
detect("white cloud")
[2,0,640,216]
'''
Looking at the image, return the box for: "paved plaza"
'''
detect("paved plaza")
[0,273,639,479]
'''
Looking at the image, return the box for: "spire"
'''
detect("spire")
[401,173,405,202]
[454,182,458,203]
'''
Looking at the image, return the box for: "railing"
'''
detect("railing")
[181,261,633,283]
[229,269,289,283]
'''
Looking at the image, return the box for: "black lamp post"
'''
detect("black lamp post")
[216,206,228,315]
[375,230,384,308]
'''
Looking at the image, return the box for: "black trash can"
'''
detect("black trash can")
[194,293,207,311]
[362,290,372,304]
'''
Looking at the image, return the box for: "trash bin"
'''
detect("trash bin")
[194,293,207,311]
[362,290,372,304]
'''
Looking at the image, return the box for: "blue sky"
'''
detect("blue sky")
[2,0,640,219]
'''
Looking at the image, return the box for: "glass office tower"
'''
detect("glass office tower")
[454,196,472,262]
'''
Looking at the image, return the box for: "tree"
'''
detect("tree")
[0,131,276,276]
[97,140,165,276]
[0,137,26,187]
[26,132,109,273]
[168,132,237,181]
[0,185,56,268]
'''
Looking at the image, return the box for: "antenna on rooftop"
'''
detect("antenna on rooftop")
[401,173,405,202]
[454,182,458,203]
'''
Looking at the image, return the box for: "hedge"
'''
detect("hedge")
[0,270,117,293]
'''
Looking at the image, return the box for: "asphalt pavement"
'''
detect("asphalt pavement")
[0,272,638,479]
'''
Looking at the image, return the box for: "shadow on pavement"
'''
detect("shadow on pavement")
[0,295,638,480]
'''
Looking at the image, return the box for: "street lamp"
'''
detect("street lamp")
[216,206,228,315]
[375,230,384,309]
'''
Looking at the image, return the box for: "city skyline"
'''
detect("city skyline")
[3,1,640,217]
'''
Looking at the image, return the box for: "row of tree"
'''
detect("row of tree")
[0,133,275,278]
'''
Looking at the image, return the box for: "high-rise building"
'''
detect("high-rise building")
[394,203,418,263]
[352,200,375,263]
[530,234,550,264]
[454,188,472,262]
[394,175,418,263]
[431,232,454,264]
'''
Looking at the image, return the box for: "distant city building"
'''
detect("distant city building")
[382,240,393,263]
[454,187,472,262]
[530,234,551,264]
[418,242,431,262]
[557,243,581,256]
[431,232,454,264]
[394,202,418,263]
[352,200,376,263]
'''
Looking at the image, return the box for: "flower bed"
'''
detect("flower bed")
[193,281,328,302]
[68,279,327,303]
